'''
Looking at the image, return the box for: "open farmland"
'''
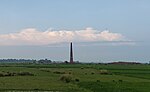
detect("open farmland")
[0,64,149,92]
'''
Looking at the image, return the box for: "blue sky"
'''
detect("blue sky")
[0,0,150,62]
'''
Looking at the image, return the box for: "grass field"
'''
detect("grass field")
[0,64,149,92]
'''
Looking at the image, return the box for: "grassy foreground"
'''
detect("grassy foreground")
[0,64,149,92]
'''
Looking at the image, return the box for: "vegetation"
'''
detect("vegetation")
[0,63,149,92]
[60,74,72,83]
[0,71,34,77]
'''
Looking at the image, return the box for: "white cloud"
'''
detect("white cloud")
[0,28,126,46]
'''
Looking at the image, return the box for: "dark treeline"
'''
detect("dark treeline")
[0,59,52,64]
[0,59,35,63]
[0,59,148,65]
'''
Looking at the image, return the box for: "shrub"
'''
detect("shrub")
[99,69,109,75]
[0,71,34,77]
[91,72,95,75]
[69,72,71,74]
[0,73,4,77]
[118,80,123,82]
[53,71,65,74]
[17,72,34,76]
[80,67,84,69]
[96,80,100,82]
[5,72,12,76]
[75,78,80,82]
[60,74,72,83]
[33,89,39,90]
[40,69,51,72]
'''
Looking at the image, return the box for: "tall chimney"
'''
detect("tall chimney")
[70,42,73,64]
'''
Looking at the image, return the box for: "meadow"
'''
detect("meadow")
[0,63,149,92]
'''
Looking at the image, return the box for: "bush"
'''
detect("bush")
[91,72,95,75]
[0,72,16,77]
[75,78,80,82]
[17,72,34,76]
[60,74,72,83]
[69,72,71,74]
[96,80,100,82]
[0,73,4,77]
[53,71,65,74]
[99,69,109,75]
[118,80,123,82]
[0,71,34,77]
[80,67,84,69]
[40,69,51,72]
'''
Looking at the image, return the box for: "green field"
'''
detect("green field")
[0,64,150,92]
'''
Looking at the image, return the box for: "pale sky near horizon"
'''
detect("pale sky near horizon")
[0,0,150,63]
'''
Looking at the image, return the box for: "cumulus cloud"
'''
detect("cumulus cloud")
[0,28,126,46]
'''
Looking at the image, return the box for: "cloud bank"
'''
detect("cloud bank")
[0,28,126,46]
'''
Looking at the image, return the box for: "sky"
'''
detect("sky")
[0,0,150,63]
